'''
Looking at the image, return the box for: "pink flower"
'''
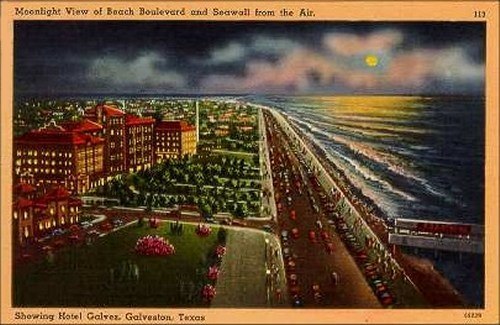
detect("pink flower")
[196,224,212,237]
[207,265,220,280]
[215,245,227,258]
[135,235,175,256]
[202,284,216,301]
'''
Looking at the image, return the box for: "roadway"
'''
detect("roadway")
[264,110,380,308]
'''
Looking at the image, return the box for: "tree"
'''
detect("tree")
[200,203,213,219]
[217,227,228,244]
[234,202,248,218]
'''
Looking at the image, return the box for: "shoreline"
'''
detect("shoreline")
[257,103,466,307]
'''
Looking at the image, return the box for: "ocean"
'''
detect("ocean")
[249,95,485,306]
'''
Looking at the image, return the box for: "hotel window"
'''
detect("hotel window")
[45,221,51,228]
[50,207,55,215]
[39,223,44,231]
[52,219,56,227]
[23,211,28,219]
[24,227,30,238]
[13,211,18,220]
[61,205,65,212]
[60,216,65,225]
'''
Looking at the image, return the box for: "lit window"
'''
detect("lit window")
[24,227,30,238]
[23,211,28,219]
[13,211,18,220]
[39,223,44,230]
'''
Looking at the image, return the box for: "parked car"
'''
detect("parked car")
[51,228,65,237]
[112,219,124,227]
[262,225,274,233]
[308,230,317,243]
[80,221,92,229]
[281,230,289,243]
[325,242,334,254]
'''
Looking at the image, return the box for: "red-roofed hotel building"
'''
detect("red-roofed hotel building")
[154,120,197,162]
[14,104,194,195]
[12,184,81,245]
[84,104,155,175]
[14,122,105,194]
[125,115,155,172]
[84,104,126,177]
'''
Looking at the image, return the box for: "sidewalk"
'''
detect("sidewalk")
[248,106,276,222]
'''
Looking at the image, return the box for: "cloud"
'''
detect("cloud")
[87,52,186,89]
[201,48,336,93]
[385,47,484,89]
[324,30,403,56]
[251,36,300,55]
[433,47,484,82]
[204,36,301,65]
[201,41,484,94]
[83,32,483,95]
[207,42,247,64]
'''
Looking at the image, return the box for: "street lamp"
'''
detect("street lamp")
[265,238,270,260]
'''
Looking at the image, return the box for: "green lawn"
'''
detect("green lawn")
[14,222,221,307]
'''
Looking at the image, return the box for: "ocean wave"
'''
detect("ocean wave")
[300,129,418,202]
[290,115,452,203]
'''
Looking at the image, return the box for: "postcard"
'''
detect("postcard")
[0,0,498,324]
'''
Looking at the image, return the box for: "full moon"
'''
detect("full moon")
[365,55,379,67]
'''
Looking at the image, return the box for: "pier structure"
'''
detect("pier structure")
[388,218,484,254]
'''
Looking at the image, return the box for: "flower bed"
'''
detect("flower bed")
[134,235,175,256]
[196,224,212,237]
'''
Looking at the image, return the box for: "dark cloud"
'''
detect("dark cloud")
[14,21,485,96]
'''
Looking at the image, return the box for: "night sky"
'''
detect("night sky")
[14,21,485,96]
